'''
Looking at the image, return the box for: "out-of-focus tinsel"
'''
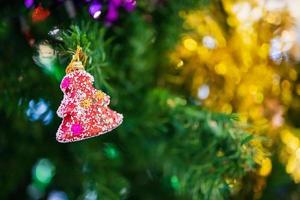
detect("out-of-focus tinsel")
[166,0,300,198]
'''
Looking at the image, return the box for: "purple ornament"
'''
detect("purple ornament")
[106,5,119,22]
[24,0,34,8]
[88,1,102,19]
[111,0,122,7]
[123,0,136,12]
[71,123,83,136]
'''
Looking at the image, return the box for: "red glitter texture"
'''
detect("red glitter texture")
[56,70,123,143]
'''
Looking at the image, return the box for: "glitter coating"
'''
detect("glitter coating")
[56,70,123,143]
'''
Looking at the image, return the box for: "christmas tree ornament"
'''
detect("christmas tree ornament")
[32,4,50,23]
[56,46,123,143]
[24,0,34,9]
[111,0,122,7]
[88,1,102,19]
[106,4,119,23]
[33,41,64,81]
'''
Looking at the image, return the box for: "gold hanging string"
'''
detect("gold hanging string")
[65,46,88,74]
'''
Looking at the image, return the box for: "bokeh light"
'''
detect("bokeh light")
[84,190,97,200]
[88,1,102,19]
[26,99,53,125]
[24,0,34,8]
[32,158,55,186]
[48,190,68,200]
[170,175,180,190]
[104,143,119,159]
[197,84,210,100]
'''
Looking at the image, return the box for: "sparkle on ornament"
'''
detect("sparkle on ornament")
[89,1,102,19]
[202,35,216,49]
[197,84,210,100]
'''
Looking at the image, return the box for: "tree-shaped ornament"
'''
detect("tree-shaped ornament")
[56,46,123,143]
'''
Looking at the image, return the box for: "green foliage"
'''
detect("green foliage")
[60,23,110,89]
[145,89,256,200]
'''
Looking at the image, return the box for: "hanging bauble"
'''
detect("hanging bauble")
[56,46,123,143]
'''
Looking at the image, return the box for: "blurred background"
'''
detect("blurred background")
[1,0,300,199]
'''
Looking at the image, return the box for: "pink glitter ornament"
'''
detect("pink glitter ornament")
[56,46,123,143]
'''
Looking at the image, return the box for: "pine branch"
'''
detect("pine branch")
[144,88,257,199]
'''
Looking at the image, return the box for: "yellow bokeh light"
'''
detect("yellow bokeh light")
[259,158,272,177]
[183,38,198,51]
[215,63,227,75]
[289,69,298,81]
[254,92,264,104]
[282,80,291,90]
[176,60,184,68]
[168,0,300,186]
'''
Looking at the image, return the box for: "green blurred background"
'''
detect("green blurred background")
[1,0,300,199]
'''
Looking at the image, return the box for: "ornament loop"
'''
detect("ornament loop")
[66,46,87,74]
